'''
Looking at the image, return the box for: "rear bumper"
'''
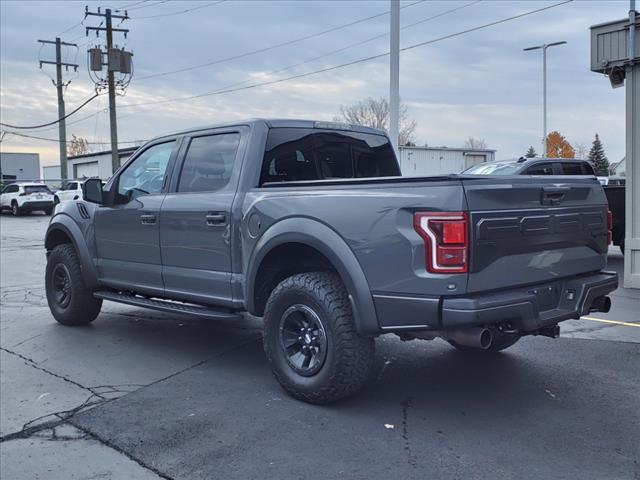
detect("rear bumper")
[20,200,53,211]
[374,271,618,333]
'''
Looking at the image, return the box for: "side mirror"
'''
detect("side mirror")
[82,178,103,204]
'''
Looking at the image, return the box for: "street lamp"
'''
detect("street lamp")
[524,41,567,156]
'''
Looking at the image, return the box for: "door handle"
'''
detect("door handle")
[140,214,157,225]
[206,212,226,226]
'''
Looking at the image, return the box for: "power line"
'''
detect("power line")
[2,131,146,146]
[205,1,482,98]
[131,0,226,19]
[120,0,572,110]
[0,94,99,129]
[134,0,426,81]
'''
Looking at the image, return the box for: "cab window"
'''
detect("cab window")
[177,133,240,193]
[117,141,175,202]
[524,163,553,175]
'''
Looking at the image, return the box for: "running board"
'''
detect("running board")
[94,290,242,320]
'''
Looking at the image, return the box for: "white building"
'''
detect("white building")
[399,146,496,176]
[0,152,41,182]
[67,147,138,179]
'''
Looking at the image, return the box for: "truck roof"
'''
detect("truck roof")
[164,118,387,140]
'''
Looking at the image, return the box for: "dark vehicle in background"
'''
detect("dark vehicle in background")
[463,157,596,176]
[604,182,626,253]
[43,119,617,403]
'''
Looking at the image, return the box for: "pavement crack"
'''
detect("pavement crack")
[72,424,176,480]
[0,346,104,398]
[401,397,417,468]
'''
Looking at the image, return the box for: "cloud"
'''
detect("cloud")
[0,0,628,165]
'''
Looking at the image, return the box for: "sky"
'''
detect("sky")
[0,0,629,167]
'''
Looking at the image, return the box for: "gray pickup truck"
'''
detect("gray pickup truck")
[44,119,617,403]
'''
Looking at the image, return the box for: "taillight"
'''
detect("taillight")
[19,192,27,196]
[413,212,469,273]
[607,209,613,245]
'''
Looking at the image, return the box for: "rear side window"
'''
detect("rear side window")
[260,128,399,184]
[524,163,553,175]
[177,133,240,193]
[560,163,584,175]
[24,185,51,194]
[582,163,595,175]
[4,185,19,193]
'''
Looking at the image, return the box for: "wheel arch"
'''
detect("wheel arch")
[45,215,99,290]
[245,217,380,335]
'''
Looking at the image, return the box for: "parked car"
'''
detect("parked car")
[604,184,626,253]
[463,157,596,176]
[44,119,617,403]
[53,179,104,205]
[0,182,54,216]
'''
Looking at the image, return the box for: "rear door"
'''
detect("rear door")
[159,128,245,306]
[462,176,608,293]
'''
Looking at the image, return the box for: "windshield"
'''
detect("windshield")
[464,162,521,175]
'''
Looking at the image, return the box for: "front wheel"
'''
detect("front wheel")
[263,271,375,404]
[45,243,102,326]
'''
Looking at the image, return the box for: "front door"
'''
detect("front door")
[94,140,178,296]
[160,131,242,306]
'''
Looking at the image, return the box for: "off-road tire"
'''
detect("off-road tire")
[263,271,375,404]
[45,243,102,326]
[448,332,520,353]
[11,201,22,216]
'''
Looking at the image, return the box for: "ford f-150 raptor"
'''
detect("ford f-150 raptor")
[44,119,617,403]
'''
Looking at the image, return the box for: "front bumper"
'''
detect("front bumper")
[20,200,53,211]
[374,271,618,333]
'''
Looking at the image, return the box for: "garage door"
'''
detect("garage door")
[74,162,99,178]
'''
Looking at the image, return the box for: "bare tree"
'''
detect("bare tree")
[573,141,589,159]
[464,137,488,150]
[67,134,91,157]
[334,97,417,146]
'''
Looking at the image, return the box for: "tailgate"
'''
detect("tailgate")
[462,176,608,293]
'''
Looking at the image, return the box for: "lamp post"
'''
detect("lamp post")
[524,41,567,155]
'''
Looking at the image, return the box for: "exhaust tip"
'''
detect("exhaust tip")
[590,296,611,313]
[479,329,493,349]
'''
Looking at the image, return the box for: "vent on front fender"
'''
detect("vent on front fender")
[77,203,90,219]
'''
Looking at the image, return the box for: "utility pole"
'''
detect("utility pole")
[38,38,78,180]
[389,0,400,154]
[85,7,130,174]
[523,41,567,156]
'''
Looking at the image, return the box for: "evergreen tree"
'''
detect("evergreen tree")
[525,146,537,158]
[588,134,610,176]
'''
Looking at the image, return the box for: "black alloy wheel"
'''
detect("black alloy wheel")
[279,304,328,376]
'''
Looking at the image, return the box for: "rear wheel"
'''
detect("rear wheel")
[45,243,102,326]
[263,271,375,404]
[11,201,21,216]
[448,331,520,353]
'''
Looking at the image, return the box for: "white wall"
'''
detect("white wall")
[399,147,495,176]
[0,152,40,181]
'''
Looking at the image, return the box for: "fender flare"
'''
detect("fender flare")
[45,214,99,290]
[245,217,380,335]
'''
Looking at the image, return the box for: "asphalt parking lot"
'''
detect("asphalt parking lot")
[1,213,638,480]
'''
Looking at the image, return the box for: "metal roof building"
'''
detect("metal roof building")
[398,146,496,176]
[67,146,139,179]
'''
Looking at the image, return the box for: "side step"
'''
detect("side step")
[94,290,243,320]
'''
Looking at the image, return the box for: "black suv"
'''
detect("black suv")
[463,157,596,176]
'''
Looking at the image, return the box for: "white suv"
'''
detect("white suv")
[54,180,83,205]
[53,179,104,205]
[0,183,55,216]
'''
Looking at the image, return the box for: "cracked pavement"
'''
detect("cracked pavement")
[1,213,639,480]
